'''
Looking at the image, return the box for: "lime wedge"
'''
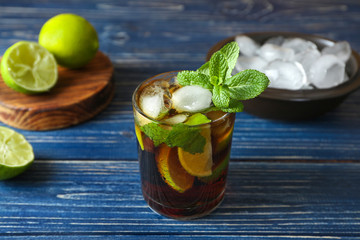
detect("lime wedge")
[200,152,230,183]
[135,124,145,151]
[157,144,194,193]
[1,41,58,94]
[0,127,34,180]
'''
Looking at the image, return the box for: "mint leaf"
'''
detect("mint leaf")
[212,85,230,108]
[140,121,207,154]
[210,76,218,86]
[219,42,240,78]
[225,69,270,100]
[165,123,205,154]
[209,51,228,85]
[177,70,213,90]
[141,122,169,146]
[220,99,244,113]
[197,62,210,76]
[185,113,211,126]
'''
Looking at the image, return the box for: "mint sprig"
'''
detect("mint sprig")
[140,113,211,154]
[177,41,270,113]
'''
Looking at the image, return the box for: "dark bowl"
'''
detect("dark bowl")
[206,32,360,120]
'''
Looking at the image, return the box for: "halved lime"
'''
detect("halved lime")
[1,41,58,94]
[0,126,34,180]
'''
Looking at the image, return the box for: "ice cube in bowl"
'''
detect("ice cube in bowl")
[206,32,360,120]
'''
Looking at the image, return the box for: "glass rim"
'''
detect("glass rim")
[132,71,234,127]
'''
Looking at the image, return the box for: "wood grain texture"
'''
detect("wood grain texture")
[0,51,114,130]
[0,160,359,239]
[0,0,359,160]
[0,1,359,239]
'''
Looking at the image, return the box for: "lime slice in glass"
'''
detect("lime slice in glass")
[178,127,213,177]
[0,126,34,180]
[157,144,194,193]
[0,41,58,94]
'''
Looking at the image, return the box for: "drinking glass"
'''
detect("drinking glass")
[132,71,235,219]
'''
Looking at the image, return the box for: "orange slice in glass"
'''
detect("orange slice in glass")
[157,144,194,193]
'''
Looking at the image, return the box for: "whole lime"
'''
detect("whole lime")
[38,13,99,69]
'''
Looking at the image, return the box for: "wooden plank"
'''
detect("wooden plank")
[0,160,359,238]
[0,1,359,161]
[0,1,359,239]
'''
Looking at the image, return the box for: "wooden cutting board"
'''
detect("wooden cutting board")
[0,51,114,131]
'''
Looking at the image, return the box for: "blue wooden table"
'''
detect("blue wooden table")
[1,1,360,239]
